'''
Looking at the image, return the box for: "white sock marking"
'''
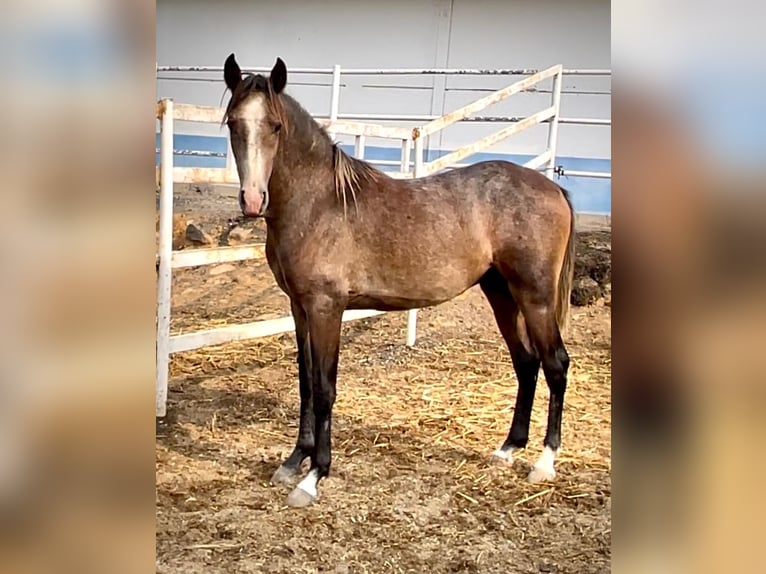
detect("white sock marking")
[492,446,519,462]
[533,446,557,476]
[295,468,319,497]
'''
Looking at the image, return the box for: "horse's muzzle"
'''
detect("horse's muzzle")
[240,188,269,217]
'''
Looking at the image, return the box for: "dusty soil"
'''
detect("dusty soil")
[156,185,612,574]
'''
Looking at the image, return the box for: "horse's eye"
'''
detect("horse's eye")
[273,122,282,133]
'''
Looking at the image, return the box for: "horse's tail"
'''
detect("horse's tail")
[555,186,576,335]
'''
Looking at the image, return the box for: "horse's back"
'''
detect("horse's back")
[414,159,570,241]
[340,160,569,303]
[427,159,562,198]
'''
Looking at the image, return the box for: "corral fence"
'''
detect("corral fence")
[156,64,612,416]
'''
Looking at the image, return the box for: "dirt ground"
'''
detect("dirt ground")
[156,185,611,574]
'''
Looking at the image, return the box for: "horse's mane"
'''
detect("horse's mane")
[223,73,383,217]
[331,144,382,217]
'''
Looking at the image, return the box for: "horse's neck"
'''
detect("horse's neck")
[267,102,337,227]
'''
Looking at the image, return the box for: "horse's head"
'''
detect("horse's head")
[223,54,287,218]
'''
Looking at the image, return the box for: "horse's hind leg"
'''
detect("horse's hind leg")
[510,286,570,483]
[479,269,541,466]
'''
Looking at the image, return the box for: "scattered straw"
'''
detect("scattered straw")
[456,491,479,505]
[184,542,246,551]
[514,488,554,506]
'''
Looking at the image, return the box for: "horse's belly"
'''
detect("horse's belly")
[347,266,486,311]
[346,293,449,311]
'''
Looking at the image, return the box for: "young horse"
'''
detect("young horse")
[223,54,575,508]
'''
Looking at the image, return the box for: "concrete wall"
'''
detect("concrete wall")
[156,0,611,213]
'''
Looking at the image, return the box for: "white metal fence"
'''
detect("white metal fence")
[156,63,605,416]
[157,64,611,181]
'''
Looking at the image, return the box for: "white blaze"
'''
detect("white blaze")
[231,94,270,193]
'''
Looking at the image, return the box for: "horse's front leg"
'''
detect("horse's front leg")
[271,302,314,486]
[285,295,344,507]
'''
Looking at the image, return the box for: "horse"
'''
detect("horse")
[222,54,575,507]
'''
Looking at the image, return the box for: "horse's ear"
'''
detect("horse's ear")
[269,57,287,94]
[224,53,242,93]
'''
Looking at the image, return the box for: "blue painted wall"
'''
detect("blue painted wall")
[157,133,611,214]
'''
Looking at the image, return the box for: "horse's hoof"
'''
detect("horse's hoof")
[285,486,317,508]
[527,466,556,483]
[270,465,299,486]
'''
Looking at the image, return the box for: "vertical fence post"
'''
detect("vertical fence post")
[328,64,341,140]
[225,133,236,182]
[545,67,563,180]
[413,136,424,176]
[400,138,412,175]
[405,135,425,347]
[354,135,366,159]
[156,99,174,417]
